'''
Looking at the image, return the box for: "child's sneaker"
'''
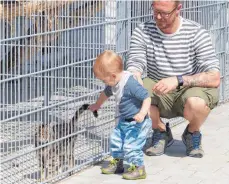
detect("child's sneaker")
[101,158,124,174]
[122,164,146,180]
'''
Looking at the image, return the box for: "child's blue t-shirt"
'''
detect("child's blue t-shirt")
[104,71,149,119]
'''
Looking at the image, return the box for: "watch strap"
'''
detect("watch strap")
[176,75,183,89]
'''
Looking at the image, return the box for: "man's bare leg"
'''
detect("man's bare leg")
[150,105,166,131]
[146,105,174,156]
[183,97,210,132]
[182,97,210,157]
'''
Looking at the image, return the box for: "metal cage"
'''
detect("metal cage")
[0,1,228,183]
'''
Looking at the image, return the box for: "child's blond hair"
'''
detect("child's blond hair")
[93,50,123,77]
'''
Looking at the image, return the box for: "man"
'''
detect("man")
[127,0,220,158]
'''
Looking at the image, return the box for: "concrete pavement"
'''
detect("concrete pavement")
[59,102,229,184]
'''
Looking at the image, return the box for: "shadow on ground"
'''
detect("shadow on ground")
[165,139,187,157]
[143,137,187,158]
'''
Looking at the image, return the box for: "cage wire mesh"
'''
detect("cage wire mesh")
[0,0,228,183]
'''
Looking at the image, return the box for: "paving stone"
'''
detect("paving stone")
[58,103,229,184]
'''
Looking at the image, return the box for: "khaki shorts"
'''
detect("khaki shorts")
[143,77,219,119]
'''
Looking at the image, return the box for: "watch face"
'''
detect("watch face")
[178,78,182,83]
[177,76,183,86]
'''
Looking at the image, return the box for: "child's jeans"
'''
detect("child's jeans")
[110,118,152,166]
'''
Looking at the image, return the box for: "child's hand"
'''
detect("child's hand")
[89,103,100,112]
[133,112,145,123]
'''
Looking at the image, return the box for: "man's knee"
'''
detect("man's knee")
[184,97,210,115]
[181,87,218,110]
[174,87,215,117]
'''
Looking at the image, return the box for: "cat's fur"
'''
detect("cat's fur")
[35,104,98,179]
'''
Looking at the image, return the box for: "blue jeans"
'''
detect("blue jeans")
[110,118,152,166]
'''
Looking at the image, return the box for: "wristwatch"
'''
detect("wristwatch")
[176,75,183,89]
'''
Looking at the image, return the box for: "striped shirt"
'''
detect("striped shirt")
[126,17,220,80]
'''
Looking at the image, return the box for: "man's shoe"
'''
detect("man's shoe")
[122,165,146,180]
[182,125,204,158]
[101,158,124,174]
[146,123,174,156]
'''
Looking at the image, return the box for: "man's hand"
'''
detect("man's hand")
[133,112,146,123]
[153,77,178,95]
[131,71,143,86]
[134,75,143,86]
[88,103,100,112]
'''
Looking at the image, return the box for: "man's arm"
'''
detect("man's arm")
[153,28,221,95]
[126,24,147,85]
[183,70,220,88]
[130,71,143,85]
[153,70,220,95]
[185,27,221,88]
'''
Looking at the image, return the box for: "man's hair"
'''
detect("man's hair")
[153,0,181,7]
[93,50,123,77]
[174,1,181,7]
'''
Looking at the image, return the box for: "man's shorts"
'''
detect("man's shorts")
[143,77,219,119]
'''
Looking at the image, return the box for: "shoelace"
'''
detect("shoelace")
[109,159,118,166]
[192,133,201,149]
[152,131,162,147]
[127,164,136,172]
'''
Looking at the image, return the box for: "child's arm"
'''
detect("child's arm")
[134,97,151,123]
[89,91,109,112]
[127,76,151,122]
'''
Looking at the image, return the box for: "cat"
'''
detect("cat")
[35,104,98,179]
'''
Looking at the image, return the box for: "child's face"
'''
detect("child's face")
[97,74,117,86]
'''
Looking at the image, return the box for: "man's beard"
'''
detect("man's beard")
[156,18,176,30]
